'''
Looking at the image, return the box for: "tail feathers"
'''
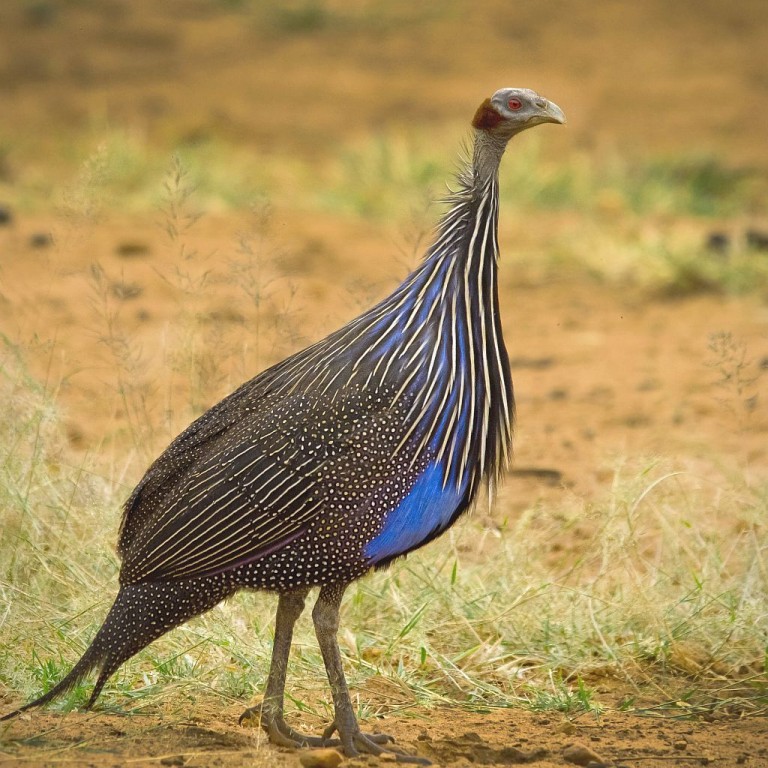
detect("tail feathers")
[2,579,235,721]
[1,643,103,721]
[1,587,143,721]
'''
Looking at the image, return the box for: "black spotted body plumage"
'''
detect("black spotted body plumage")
[121,385,430,590]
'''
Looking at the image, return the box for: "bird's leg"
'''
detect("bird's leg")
[312,584,431,765]
[240,589,335,748]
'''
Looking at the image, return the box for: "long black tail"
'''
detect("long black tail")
[2,578,234,721]
[1,637,104,721]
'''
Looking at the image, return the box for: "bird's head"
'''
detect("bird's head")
[472,88,566,140]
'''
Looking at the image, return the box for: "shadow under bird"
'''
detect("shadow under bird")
[2,88,565,763]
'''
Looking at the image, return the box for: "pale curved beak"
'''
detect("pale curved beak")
[540,98,566,125]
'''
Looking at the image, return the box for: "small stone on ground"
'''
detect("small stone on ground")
[298,747,344,768]
[563,742,606,766]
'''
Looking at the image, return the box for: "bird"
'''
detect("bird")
[2,88,565,763]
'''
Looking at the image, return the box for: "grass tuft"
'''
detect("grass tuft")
[1,346,764,718]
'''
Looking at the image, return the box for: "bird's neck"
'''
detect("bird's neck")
[472,130,508,188]
[411,130,509,284]
[386,149,512,493]
[405,151,502,298]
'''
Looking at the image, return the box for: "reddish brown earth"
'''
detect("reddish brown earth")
[1,1,767,766]
[3,700,768,768]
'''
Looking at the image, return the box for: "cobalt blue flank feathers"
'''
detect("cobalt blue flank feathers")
[2,88,565,764]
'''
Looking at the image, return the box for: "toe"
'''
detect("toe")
[365,732,394,745]
[238,706,261,727]
[239,706,341,749]
[349,732,430,765]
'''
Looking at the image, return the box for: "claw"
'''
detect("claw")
[341,729,429,764]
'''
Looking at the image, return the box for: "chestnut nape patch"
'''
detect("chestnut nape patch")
[472,98,503,130]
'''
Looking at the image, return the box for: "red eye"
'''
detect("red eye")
[508,98,523,110]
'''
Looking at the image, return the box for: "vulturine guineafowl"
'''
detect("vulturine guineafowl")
[2,88,565,763]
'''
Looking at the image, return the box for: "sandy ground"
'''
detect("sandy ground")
[1,0,767,766]
[3,701,768,767]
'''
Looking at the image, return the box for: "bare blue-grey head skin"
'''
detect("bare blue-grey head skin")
[472,87,566,181]
[1,89,565,765]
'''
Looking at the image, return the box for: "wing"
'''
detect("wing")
[117,375,263,561]
[118,386,409,584]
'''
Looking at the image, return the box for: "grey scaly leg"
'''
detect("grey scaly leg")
[312,584,431,764]
[240,589,334,747]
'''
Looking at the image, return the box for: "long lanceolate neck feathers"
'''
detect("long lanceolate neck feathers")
[263,145,514,503]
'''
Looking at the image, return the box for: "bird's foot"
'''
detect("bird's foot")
[240,708,428,763]
[239,704,339,749]
[325,721,430,765]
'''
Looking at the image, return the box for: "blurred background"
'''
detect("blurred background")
[0,0,766,458]
[0,2,767,758]
[2,0,768,163]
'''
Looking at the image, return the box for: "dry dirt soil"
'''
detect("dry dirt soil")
[4,701,768,768]
[1,1,768,766]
